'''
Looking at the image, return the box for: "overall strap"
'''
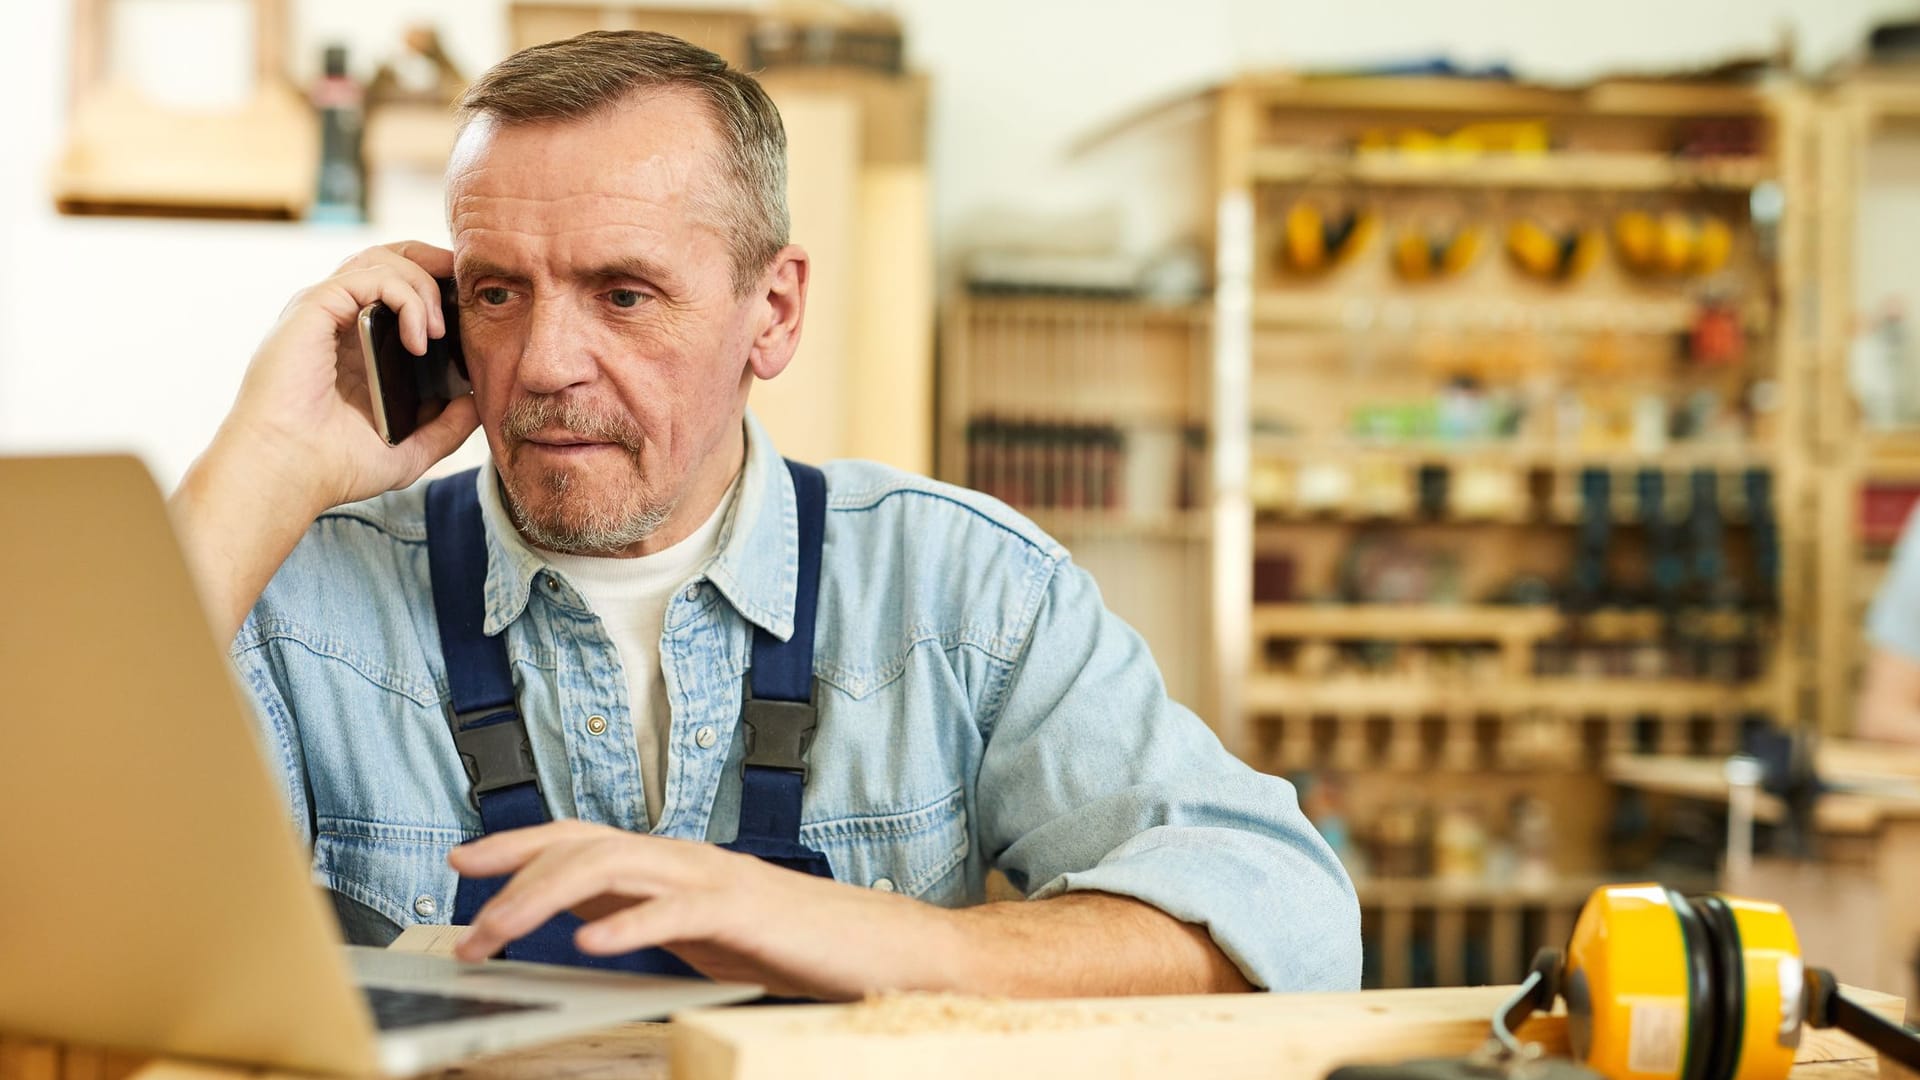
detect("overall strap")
[424,470,549,927]
[735,460,827,850]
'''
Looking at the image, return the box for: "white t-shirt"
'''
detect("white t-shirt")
[531,478,737,827]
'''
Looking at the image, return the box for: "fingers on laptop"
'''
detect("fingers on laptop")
[450,824,730,962]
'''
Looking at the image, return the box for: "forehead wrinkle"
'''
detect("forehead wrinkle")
[453,188,681,226]
[450,190,728,247]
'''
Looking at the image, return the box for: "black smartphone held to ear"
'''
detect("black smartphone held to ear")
[357,276,469,446]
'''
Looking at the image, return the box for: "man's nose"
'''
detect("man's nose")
[516,298,598,395]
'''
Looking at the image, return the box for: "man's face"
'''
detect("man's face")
[446,90,763,554]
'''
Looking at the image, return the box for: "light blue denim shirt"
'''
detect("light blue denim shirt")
[232,412,1360,991]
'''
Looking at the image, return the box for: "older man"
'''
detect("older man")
[171,30,1357,999]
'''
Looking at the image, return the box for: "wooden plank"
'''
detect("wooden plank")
[1542,904,1575,958]
[1250,147,1772,191]
[1442,711,1478,772]
[52,82,317,218]
[1354,874,1635,908]
[389,924,464,957]
[508,3,757,63]
[1232,73,1768,117]
[1253,291,1715,335]
[669,984,1905,1080]
[1332,717,1371,771]
[1433,907,1465,987]
[1388,713,1423,771]
[1244,678,1771,717]
[1250,604,1562,642]
[1278,712,1314,770]
[0,1038,61,1080]
[1605,754,1920,834]
[1821,740,1920,782]
[3,985,1899,1080]
[1488,902,1522,985]
[1378,904,1413,989]
[1657,715,1693,757]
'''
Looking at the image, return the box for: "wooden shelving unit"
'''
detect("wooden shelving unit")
[1209,75,1814,988]
[940,73,1830,991]
[1809,75,1920,736]
[937,295,1215,712]
[1353,869,1715,990]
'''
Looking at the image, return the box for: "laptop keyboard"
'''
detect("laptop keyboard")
[362,986,555,1031]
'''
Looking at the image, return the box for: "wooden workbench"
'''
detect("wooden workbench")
[1,981,1907,1080]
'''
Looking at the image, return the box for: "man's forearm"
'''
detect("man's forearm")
[170,432,323,643]
[937,891,1254,997]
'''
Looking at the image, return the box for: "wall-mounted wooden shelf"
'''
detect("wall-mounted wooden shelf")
[1251,148,1773,192]
[1252,438,1774,472]
[1243,676,1771,716]
[1025,509,1212,542]
[1252,293,1768,335]
[1251,603,1563,641]
[1863,432,1920,481]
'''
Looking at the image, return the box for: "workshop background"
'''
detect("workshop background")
[9,0,1920,1003]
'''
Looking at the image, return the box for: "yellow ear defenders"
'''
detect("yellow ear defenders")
[1496,883,1920,1080]
[1392,222,1482,282]
[1612,211,1733,278]
[1507,218,1601,282]
[1282,200,1377,275]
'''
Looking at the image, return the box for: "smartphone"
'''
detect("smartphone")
[357,276,469,446]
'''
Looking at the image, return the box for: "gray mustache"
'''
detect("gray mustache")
[501,397,644,453]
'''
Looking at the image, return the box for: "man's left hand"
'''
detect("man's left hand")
[446,821,959,1000]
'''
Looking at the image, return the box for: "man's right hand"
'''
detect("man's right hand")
[172,242,481,641]
[227,241,480,511]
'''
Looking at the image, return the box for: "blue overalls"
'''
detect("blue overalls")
[422,460,836,974]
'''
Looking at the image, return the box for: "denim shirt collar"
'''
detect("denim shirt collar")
[474,409,798,642]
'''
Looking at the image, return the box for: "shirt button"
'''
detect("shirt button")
[586,714,608,736]
[413,895,437,918]
[871,877,896,893]
[545,574,560,591]
[682,583,701,602]
[694,725,717,749]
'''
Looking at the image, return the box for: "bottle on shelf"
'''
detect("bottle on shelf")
[309,44,368,225]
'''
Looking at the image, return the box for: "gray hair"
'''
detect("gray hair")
[457,30,789,295]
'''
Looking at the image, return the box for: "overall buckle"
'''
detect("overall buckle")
[448,707,540,806]
[741,692,816,782]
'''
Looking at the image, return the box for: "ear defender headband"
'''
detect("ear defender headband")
[1282,200,1377,275]
[1506,218,1602,282]
[1506,884,1920,1080]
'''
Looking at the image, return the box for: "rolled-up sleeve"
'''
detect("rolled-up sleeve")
[975,557,1360,991]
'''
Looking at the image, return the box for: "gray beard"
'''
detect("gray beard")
[500,466,673,555]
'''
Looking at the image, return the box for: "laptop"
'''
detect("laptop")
[0,455,762,1076]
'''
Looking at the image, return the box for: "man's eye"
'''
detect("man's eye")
[479,287,512,305]
[608,289,644,309]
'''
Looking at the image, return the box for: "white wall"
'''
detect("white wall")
[3,0,1915,485]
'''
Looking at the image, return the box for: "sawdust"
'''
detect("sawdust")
[824,992,1237,1035]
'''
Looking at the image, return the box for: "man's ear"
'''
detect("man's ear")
[747,245,809,381]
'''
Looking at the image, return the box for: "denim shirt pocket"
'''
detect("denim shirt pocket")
[799,787,970,904]
[312,818,469,932]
